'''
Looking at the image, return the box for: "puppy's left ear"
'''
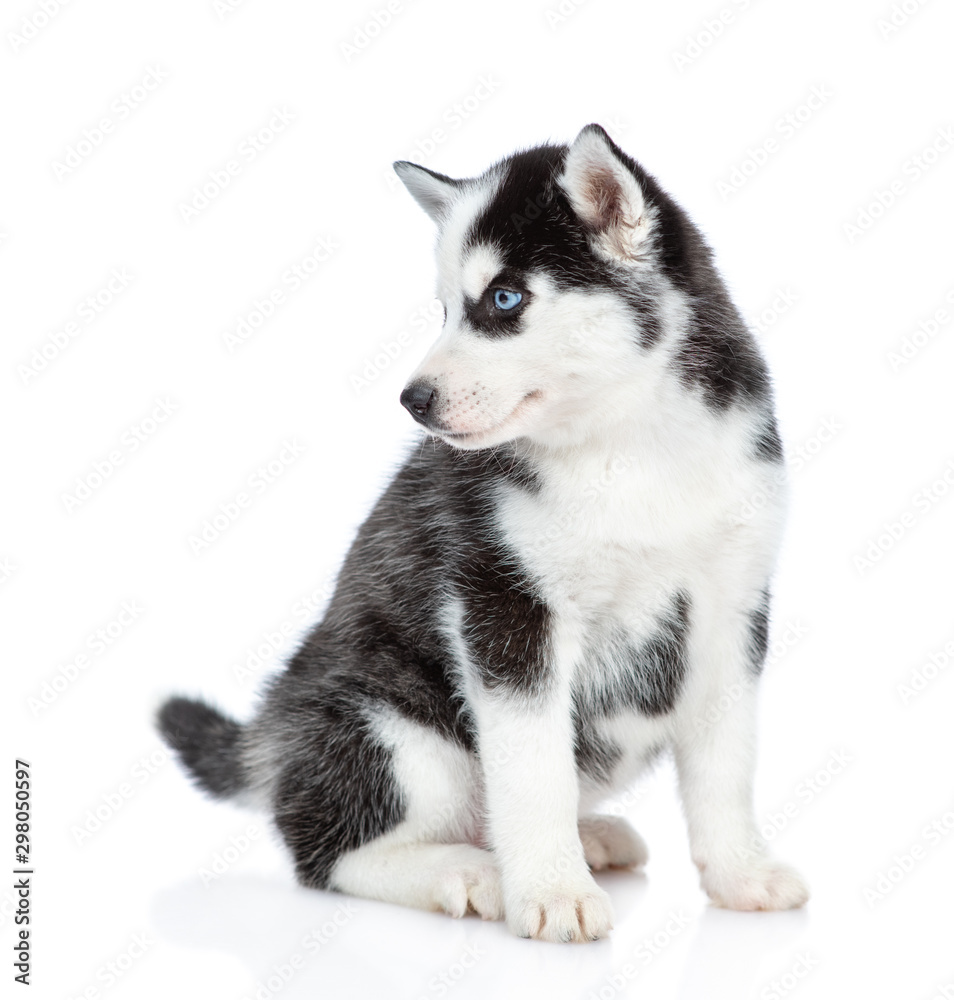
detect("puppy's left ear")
[559,124,648,262]
[393,161,462,224]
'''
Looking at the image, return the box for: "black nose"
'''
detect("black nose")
[400,381,437,425]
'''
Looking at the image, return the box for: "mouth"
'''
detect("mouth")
[438,390,543,446]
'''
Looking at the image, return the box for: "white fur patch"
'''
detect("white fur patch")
[434,180,497,300]
[369,706,484,845]
[459,242,504,301]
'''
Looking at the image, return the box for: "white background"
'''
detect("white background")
[3,0,953,997]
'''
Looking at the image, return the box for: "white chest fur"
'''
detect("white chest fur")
[500,407,774,617]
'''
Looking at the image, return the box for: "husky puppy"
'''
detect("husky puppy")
[158,124,808,942]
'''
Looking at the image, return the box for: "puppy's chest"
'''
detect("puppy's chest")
[495,452,720,713]
[498,454,716,620]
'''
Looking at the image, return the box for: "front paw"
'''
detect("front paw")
[700,858,809,911]
[506,879,614,942]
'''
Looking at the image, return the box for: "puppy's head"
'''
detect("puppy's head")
[395,125,664,451]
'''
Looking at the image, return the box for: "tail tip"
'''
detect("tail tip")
[156,695,245,799]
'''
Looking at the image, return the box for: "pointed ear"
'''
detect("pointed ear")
[393,161,462,224]
[559,124,648,261]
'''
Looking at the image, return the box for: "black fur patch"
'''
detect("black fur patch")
[625,592,692,715]
[455,547,551,696]
[572,720,623,785]
[754,420,784,462]
[746,589,771,676]
[673,308,773,411]
[577,592,692,719]
[467,146,607,288]
[156,697,245,798]
[270,693,405,889]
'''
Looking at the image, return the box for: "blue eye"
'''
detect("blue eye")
[493,289,522,311]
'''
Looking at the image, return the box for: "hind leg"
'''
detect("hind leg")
[265,704,500,916]
[578,815,649,871]
[326,710,503,917]
[330,834,503,919]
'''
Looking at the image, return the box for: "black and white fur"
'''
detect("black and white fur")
[158,125,808,942]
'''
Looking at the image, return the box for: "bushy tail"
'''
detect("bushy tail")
[156,696,246,799]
